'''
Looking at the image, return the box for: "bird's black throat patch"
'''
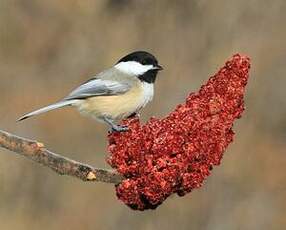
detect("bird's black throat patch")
[138,69,158,83]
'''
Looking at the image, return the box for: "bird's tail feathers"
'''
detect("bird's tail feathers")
[17,100,79,121]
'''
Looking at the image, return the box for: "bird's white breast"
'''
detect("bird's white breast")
[140,82,154,108]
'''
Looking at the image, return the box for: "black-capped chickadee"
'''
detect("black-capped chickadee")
[18,51,163,132]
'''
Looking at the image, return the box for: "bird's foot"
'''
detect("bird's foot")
[127,112,139,119]
[111,125,129,132]
[103,117,129,133]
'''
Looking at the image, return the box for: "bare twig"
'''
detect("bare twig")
[0,130,123,184]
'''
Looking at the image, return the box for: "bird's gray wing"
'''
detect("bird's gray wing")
[64,78,131,100]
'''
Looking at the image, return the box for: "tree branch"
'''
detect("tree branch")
[0,129,123,184]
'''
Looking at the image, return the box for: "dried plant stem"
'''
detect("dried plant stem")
[0,130,123,184]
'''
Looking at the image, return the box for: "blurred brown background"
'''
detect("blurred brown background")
[0,0,285,229]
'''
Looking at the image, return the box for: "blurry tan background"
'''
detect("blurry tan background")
[0,0,285,229]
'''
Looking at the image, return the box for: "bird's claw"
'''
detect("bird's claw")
[127,112,140,119]
[111,125,129,132]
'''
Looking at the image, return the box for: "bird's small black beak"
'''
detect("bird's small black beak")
[154,65,163,71]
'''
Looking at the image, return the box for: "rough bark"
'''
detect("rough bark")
[0,130,123,184]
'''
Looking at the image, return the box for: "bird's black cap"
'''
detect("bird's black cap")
[117,51,162,69]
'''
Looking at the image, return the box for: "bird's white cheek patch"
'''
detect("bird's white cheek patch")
[115,61,153,76]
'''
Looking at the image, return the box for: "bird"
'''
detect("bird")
[17,51,163,132]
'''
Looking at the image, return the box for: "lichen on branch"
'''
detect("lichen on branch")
[0,130,123,184]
